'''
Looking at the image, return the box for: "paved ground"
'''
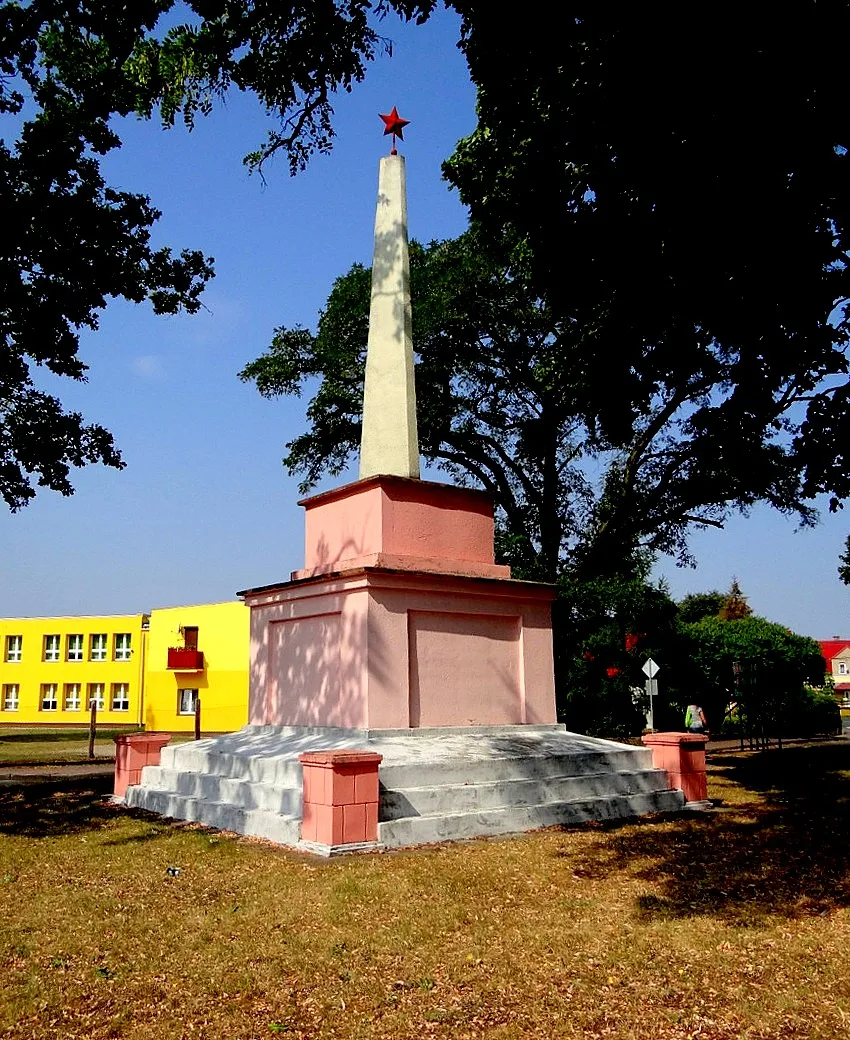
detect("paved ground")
[0,761,114,783]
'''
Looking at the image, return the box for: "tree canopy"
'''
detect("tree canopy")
[240,226,842,590]
[676,591,726,626]
[6,0,850,561]
[1,0,438,508]
[1,1,216,508]
[445,5,850,517]
[685,614,830,742]
[224,3,850,572]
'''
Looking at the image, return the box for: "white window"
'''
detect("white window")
[67,634,83,662]
[62,683,81,711]
[2,684,19,711]
[839,662,848,676]
[87,683,105,711]
[178,688,198,716]
[4,635,22,663]
[90,633,107,661]
[41,684,58,711]
[114,633,132,661]
[43,635,60,662]
[111,683,130,711]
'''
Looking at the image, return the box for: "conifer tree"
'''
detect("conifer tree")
[719,579,753,621]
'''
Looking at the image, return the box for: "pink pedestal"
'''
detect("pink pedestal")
[114,732,171,799]
[299,750,382,850]
[641,732,709,805]
[241,475,557,730]
[293,475,510,581]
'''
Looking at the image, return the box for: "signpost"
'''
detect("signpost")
[642,658,660,731]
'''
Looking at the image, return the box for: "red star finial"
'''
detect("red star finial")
[379,106,410,155]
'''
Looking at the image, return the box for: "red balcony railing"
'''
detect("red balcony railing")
[167,647,204,670]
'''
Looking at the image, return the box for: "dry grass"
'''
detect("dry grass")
[2,741,850,1038]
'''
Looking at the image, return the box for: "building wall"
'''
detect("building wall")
[831,647,850,682]
[144,601,249,733]
[0,614,148,725]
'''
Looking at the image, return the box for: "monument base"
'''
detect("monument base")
[124,724,685,849]
[242,566,556,730]
[239,474,557,731]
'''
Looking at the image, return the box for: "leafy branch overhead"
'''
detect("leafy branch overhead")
[124,1,438,176]
[1,0,440,508]
[840,536,850,586]
[1,1,214,509]
[444,5,850,512]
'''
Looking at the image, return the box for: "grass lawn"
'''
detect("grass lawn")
[0,728,195,767]
[0,727,134,765]
[2,741,850,1038]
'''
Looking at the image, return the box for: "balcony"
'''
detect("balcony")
[167,647,205,671]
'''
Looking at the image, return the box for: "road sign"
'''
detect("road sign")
[642,658,660,679]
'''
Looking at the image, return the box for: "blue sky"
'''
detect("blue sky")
[1,8,847,639]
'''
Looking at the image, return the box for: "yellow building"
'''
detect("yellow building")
[144,600,249,733]
[0,601,249,733]
[0,614,148,725]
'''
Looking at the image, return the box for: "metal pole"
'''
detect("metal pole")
[645,678,657,731]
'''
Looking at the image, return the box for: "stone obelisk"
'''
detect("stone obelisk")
[359,153,420,480]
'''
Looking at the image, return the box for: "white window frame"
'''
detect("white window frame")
[5,635,22,663]
[41,683,58,711]
[66,634,83,662]
[63,683,82,712]
[43,634,60,662]
[839,662,848,676]
[90,633,107,662]
[87,683,105,711]
[114,633,132,661]
[178,688,198,716]
[111,683,130,712]
[2,684,19,711]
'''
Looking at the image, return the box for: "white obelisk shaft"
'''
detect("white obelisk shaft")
[359,154,420,479]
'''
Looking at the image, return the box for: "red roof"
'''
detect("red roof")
[820,639,850,665]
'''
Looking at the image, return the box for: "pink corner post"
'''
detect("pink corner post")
[114,732,171,799]
[641,731,709,806]
[299,750,383,853]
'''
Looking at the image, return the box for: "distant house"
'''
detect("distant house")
[820,639,850,703]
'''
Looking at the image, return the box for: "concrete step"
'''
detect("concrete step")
[160,742,303,787]
[379,768,671,820]
[126,726,687,852]
[378,747,654,790]
[124,785,300,845]
[160,733,656,791]
[139,766,301,816]
[378,788,685,847]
